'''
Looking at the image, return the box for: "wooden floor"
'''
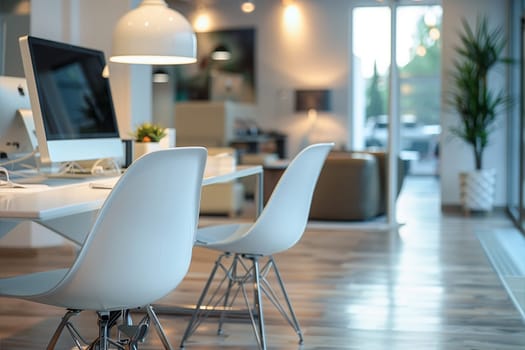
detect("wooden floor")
[1,176,525,349]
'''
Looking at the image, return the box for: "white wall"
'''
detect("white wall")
[440,0,509,207]
[0,13,29,77]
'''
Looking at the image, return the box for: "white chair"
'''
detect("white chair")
[180,143,334,350]
[0,147,207,350]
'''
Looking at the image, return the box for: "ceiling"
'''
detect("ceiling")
[167,0,221,11]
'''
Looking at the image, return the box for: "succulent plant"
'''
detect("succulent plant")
[133,123,167,142]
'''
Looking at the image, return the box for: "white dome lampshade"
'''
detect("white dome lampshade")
[110,0,197,65]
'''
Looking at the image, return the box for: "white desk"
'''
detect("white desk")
[0,165,263,247]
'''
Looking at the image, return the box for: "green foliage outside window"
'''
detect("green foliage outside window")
[365,11,442,126]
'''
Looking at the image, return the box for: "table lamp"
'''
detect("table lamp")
[110,0,197,65]
[294,89,331,148]
[295,89,332,121]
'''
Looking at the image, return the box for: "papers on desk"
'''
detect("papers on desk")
[89,177,120,190]
[205,152,236,177]
[89,182,115,190]
[0,183,50,193]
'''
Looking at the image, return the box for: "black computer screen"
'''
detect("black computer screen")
[26,36,119,141]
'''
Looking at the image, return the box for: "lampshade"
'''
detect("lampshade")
[211,45,231,61]
[110,0,197,65]
[295,89,332,112]
[153,69,169,83]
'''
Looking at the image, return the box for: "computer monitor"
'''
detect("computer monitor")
[0,76,34,156]
[18,35,123,165]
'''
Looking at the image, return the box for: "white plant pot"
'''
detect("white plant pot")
[133,142,161,161]
[459,168,497,213]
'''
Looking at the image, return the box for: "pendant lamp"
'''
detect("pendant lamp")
[211,45,231,61]
[153,69,170,83]
[111,0,197,65]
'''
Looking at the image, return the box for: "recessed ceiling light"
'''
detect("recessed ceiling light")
[241,0,255,13]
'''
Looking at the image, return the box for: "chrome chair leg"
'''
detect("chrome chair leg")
[46,309,81,350]
[86,311,126,350]
[97,312,111,350]
[180,254,226,348]
[146,304,174,350]
[47,309,113,350]
[47,307,167,350]
[251,256,267,350]
[268,256,304,344]
[181,254,301,350]
[217,254,238,335]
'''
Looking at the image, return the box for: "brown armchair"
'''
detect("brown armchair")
[308,151,405,221]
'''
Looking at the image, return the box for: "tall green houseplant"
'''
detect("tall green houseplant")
[449,16,510,170]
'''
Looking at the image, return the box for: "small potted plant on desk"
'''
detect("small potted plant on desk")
[132,122,167,161]
[448,16,511,214]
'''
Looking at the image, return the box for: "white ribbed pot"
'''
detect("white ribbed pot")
[459,168,497,213]
[133,142,161,161]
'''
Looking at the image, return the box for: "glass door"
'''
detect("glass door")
[351,3,442,176]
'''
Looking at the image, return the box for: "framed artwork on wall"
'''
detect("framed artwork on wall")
[175,27,256,103]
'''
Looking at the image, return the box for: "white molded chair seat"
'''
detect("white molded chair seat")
[0,147,207,350]
[181,143,334,350]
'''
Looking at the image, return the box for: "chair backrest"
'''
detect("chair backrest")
[43,147,207,311]
[239,143,334,255]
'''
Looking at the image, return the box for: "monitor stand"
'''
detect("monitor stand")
[39,158,122,179]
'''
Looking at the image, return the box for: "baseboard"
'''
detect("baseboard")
[441,204,506,215]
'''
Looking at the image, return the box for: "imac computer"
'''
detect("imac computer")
[0,76,36,157]
[18,36,123,169]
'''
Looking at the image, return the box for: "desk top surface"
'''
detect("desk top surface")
[0,165,262,221]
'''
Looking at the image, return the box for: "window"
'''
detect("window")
[351,3,442,176]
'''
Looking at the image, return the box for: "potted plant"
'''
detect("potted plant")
[132,122,167,160]
[448,16,511,213]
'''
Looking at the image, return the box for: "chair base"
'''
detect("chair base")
[180,253,303,350]
[46,305,173,350]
